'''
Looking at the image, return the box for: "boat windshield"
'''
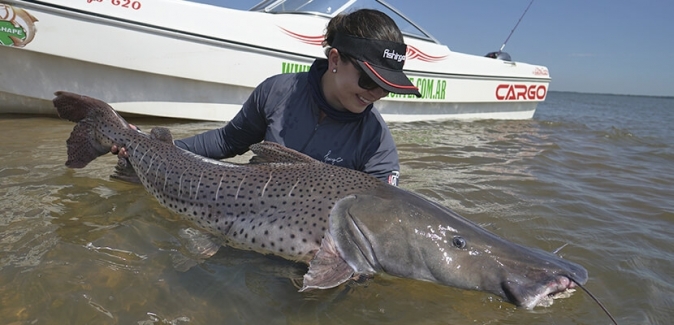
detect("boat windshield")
[249,0,438,43]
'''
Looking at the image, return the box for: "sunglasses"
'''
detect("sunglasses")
[347,57,380,91]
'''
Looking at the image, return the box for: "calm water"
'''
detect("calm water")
[1,91,672,324]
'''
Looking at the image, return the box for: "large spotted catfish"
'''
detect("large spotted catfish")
[53,91,589,310]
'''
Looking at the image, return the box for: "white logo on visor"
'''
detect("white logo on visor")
[382,49,406,62]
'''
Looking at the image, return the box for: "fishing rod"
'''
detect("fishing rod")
[500,0,535,52]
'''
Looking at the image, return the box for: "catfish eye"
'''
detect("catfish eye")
[452,236,466,249]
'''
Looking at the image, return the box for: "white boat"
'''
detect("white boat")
[0,0,550,122]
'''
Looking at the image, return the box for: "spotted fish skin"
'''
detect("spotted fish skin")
[55,91,591,310]
[53,91,382,263]
[144,154,382,263]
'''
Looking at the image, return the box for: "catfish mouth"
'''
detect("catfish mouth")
[502,275,582,309]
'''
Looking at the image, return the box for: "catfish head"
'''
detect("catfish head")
[302,184,588,309]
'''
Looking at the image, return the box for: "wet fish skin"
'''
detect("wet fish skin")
[54,91,589,309]
[53,91,381,263]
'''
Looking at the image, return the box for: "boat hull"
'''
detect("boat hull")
[1,0,549,122]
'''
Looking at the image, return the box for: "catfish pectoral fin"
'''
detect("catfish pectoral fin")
[300,232,355,292]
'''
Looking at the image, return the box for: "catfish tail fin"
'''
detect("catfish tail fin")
[53,91,130,168]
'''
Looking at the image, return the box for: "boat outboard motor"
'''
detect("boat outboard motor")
[485,51,512,61]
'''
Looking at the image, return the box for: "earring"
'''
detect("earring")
[332,68,337,73]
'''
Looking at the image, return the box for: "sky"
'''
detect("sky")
[200,0,673,97]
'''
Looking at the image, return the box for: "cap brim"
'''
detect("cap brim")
[357,61,422,97]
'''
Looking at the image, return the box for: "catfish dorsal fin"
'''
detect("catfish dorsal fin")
[150,127,174,143]
[249,142,319,164]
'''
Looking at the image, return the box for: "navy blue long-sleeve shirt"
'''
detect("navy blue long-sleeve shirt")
[174,63,400,185]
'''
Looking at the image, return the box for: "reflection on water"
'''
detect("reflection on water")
[1,92,673,324]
